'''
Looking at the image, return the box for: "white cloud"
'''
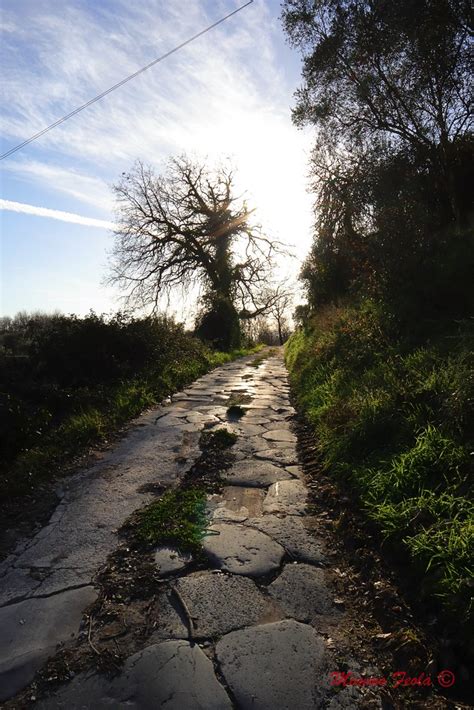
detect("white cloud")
[0,199,114,229]
[1,0,314,310]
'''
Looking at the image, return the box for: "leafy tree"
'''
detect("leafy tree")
[282,0,473,319]
[110,156,284,348]
[282,0,472,225]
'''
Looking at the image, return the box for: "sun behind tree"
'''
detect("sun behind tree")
[109,156,286,350]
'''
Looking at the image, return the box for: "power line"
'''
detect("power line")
[0,1,253,161]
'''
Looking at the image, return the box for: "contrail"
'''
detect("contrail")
[0,199,114,229]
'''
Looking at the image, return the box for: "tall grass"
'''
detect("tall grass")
[286,301,473,633]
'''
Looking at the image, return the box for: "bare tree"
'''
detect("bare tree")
[265,283,294,345]
[109,156,285,322]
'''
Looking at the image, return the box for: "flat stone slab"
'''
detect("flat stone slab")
[37,641,232,709]
[202,523,285,577]
[153,546,192,577]
[263,479,307,515]
[269,564,333,621]
[0,585,97,702]
[224,460,293,488]
[285,464,305,479]
[245,515,325,564]
[254,448,299,466]
[175,572,283,638]
[262,429,297,443]
[207,486,265,522]
[216,619,327,709]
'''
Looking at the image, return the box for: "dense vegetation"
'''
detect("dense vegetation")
[0,311,253,505]
[286,303,473,631]
[283,0,473,640]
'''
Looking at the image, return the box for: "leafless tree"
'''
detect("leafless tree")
[265,283,294,345]
[109,156,286,318]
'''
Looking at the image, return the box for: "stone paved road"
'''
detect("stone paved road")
[0,352,382,708]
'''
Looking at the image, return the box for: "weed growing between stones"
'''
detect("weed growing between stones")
[134,488,208,552]
[130,427,238,552]
[226,404,246,421]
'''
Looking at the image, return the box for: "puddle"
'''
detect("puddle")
[207,485,265,518]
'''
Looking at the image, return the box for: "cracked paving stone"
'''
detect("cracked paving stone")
[148,590,188,642]
[202,522,285,577]
[207,486,265,520]
[153,547,193,577]
[245,515,326,564]
[254,448,299,466]
[262,429,297,443]
[0,568,41,607]
[223,460,293,488]
[0,586,98,702]
[216,619,327,710]
[268,563,334,621]
[36,640,232,709]
[263,479,308,516]
[31,568,94,596]
[175,571,283,638]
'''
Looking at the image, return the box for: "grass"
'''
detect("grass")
[285,300,474,635]
[199,427,238,449]
[226,404,246,420]
[134,487,208,552]
[134,427,238,552]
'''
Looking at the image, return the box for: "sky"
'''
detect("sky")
[0,0,314,321]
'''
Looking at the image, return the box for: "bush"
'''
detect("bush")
[195,294,241,351]
[0,311,254,504]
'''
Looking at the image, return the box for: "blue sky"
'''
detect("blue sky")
[1,0,314,320]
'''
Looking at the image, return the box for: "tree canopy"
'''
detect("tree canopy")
[282,0,473,319]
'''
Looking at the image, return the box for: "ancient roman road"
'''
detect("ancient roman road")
[1,351,384,708]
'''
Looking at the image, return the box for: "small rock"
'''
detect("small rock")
[153,546,192,577]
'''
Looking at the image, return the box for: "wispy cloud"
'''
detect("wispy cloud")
[1,1,312,235]
[1,1,313,315]
[0,199,114,229]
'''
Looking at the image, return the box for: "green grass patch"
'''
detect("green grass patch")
[199,427,237,449]
[134,487,207,553]
[226,404,246,420]
[285,300,474,633]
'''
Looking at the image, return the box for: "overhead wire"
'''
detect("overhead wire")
[0,1,253,161]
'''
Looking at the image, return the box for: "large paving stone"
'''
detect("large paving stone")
[263,479,308,515]
[246,515,326,564]
[268,564,333,621]
[207,486,265,522]
[202,523,285,577]
[0,568,40,606]
[254,448,299,466]
[175,571,283,638]
[0,585,97,701]
[153,546,192,577]
[216,619,327,709]
[262,429,297,443]
[223,460,293,487]
[37,641,232,709]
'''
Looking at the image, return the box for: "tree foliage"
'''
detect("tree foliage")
[282,0,473,320]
